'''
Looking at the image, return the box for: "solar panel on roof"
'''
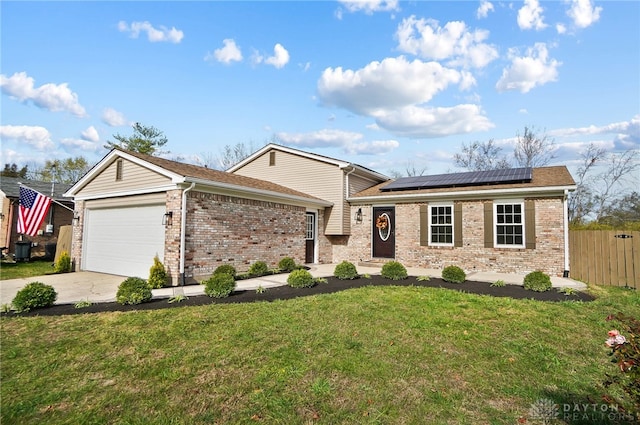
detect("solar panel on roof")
[381,167,532,191]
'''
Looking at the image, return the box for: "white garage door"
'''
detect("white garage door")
[83,204,165,277]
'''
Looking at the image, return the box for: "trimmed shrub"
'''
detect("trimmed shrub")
[278,256,297,272]
[12,281,57,312]
[442,265,466,283]
[116,277,152,305]
[334,261,359,280]
[381,261,408,280]
[287,269,315,288]
[248,261,269,277]
[53,251,72,273]
[523,270,552,292]
[148,255,168,289]
[204,273,236,298]
[214,264,237,278]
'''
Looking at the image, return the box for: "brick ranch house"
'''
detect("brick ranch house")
[65,145,576,285]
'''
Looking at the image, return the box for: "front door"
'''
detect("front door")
[305,212,315,263]
[372,206,395,258]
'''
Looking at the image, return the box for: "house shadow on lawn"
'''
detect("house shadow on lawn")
[2,275,594,317]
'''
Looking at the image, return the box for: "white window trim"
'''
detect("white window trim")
[428,202,454,247]
[493,200,525,249]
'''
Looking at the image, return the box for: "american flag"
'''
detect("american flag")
[17,186,52,236]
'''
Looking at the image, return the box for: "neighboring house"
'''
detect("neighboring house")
[64,148,332,284]
[228,144,390,262]
[346,167,576,277]
[0,176,74,258]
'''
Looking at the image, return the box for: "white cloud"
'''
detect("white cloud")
[372,104,494,138]
[253,43,290,69]
[318,56,492,138]
[81,126,99,143]
[495,43,561,93]
[265,44,290,69]
[101,108,129,127]
[395,16,498,69]
[318,56,462,115]
[276,129,399,155]
[337,0,399,15]
[477,0,494,19]
[118,20,184,43]
[517,0,547,30]
[551,115,639,142]
[60,138,101,152]
[566,0,602,29]
[206,39,243,64]
[0,125,54,150]
[0,72,87,117]
[556,23,567,34]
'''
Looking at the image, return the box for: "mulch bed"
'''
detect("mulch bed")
[3,275,594,317]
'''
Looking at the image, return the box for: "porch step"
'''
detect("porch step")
[357,260,387,268]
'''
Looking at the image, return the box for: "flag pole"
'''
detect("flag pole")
[18,182,75,212]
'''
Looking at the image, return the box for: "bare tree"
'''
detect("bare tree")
[568,144,640,224]
[211,141,261,170]
[513,126,556,168]
[389,160,428,178]
[454,139,511,171]
[568,143,606,224]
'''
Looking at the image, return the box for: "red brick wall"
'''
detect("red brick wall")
[343,197,568,276]
[183,191,308,282]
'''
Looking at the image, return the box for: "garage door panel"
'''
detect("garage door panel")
[83,205,165,277]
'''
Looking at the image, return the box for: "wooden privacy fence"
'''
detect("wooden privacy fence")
[569,230,639,289]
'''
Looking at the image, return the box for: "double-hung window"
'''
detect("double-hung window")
[494,202,524,248]
[429,204,453,246]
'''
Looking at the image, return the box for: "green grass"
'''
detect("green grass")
[0,260,54,280]
[1,284,638,424]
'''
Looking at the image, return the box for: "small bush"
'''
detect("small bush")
[490,279,506,287]
[53,251,72,273]
[442,265,466,283]
[12,281,57,312]
[278,257,297,272]
[204,273,236,298]
[523,270,552,292]
[248,261,269,277]
[334,261,359,280]
[214,264,237,278]
[74,300,92,309]
[116,277,152,305]
[287,269,315,288]
[603,313,640,418]
[381,261,408,280]
[148,255,168,289]
[417,275,431,282]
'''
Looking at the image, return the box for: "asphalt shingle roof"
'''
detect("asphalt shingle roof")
[0,176,74,202]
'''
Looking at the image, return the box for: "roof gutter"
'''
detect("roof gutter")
[180,182,196,286]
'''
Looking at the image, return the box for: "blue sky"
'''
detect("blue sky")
[1,0,638,181]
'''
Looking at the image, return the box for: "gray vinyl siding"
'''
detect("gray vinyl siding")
[77,159,170,197]
[232,150,346,234]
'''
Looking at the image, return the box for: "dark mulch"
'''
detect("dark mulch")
[3,275,594,317]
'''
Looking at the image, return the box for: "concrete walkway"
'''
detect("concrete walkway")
[0,263,587,306]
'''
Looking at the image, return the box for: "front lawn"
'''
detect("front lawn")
[0,259,54,280]
[1,284,638,424]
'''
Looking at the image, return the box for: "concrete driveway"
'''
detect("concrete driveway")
[0,272,125,306]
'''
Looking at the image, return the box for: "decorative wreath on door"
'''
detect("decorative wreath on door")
[375,214,389,230]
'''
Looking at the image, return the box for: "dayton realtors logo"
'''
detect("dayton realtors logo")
[527,398,635,423]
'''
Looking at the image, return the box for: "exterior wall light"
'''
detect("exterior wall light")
[73,212,80,225]
[355,208,363,223]
[163,211,173,226]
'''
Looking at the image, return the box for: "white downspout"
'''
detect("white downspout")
[180,182,196,285]
[563,189,570,277]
